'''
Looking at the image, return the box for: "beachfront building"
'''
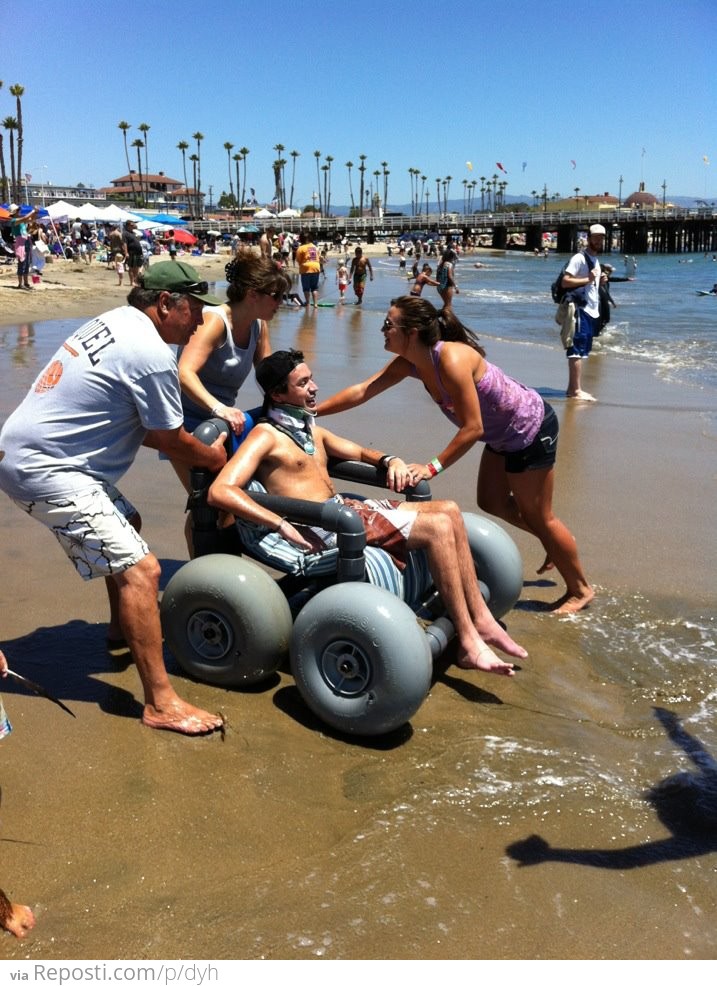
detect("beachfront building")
[98,171,204,213]
[26,182,106,206]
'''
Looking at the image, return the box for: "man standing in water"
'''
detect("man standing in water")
[0,262,227,735]
[561,223,608,401]
[350,246,373,305]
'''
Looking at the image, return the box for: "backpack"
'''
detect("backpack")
[551,250,595,304]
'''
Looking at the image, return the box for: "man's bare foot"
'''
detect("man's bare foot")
[457,642,516,676]
[551,587,595,615]
[142,699,223,735]
[537,555,555,574]
[4,903,35,938]
[475,614,528,660]
[566,389,596,402]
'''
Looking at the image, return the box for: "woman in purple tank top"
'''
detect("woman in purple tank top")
[317,296,593,614]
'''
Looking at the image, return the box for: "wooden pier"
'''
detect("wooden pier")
[192,207,717,255]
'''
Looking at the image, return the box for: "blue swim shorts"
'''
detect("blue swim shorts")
[566,309,599,358]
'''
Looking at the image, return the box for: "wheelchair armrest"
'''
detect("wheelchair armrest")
[247,491,366,582]
[327,459,432,502]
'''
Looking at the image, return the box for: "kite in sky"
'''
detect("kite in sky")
[570,160,576,169]
[466,161,473,171]
[496,162,507,174]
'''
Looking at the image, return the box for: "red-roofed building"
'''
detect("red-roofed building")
[98,171,203,211]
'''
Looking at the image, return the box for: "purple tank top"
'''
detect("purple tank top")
[412,341,544,452]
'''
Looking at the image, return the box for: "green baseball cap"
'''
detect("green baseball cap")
[141,261,223,305]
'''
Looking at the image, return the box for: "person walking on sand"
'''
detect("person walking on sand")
[336,260,349,302]
[208,350,527,675]
[561,223,608,401]
[0,262,229,735]
[0,649,36,939]
[316,296,594,614]
[350,246,373,305]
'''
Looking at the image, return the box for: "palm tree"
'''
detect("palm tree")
[574,186,580,211]
[419,175,427,216]
[272,158,283,211]
[408,168,415,216]
[119,121,135,203]
[0,80,6,201]
[9,85,24,203]
[224,141,235,207]
[2,117,18,202]
[289,150,300,210]
[233,153,242,216]
[189,153,199,217]
[345,161,355,212]
[239,147,249,209]
[470,179,477,213]
[358,154,367,218]
[273,144,285,210]
[313,150,322,216]
[138,123,151,205]
[192,131,204,217]
[373,169,381,216]
[177,140,190,212]
[131,138,144,206]
[321,164,329,219]
[435,177,441,214]
[444,176,452,213]
[325,155,334,216]
[492,173,499,212]
[479,176,486,211]
[381,162,389,214]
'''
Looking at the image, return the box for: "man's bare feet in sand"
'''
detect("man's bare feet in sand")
[142,698,223,735]
[457,641,517,676]
[551,587,595,615]
[566,389,596,402]
[1,890,35,939]
[475,614,528,661]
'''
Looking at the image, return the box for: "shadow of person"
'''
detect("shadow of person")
[506,706,717,869]
[1,619,143,722]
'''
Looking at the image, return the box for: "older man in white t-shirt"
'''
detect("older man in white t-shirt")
[0,262,228,735]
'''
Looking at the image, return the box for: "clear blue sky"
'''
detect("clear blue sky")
[2,0,715,208]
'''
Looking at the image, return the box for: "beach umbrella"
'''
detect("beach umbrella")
[172,228,197,245]
[206,228,221,236]
[148,213,188,225]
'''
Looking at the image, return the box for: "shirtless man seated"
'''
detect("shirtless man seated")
[207,350,528,676]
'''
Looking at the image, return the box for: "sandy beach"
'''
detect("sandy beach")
[1,254,716,961]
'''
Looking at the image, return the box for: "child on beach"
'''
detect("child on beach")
[336,261,349,302]
[1,648,37,939]
[114,253,125,286]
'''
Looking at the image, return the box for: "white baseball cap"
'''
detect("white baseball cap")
[589,223,606,236]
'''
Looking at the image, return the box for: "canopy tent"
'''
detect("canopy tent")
[75,202,110,222]
[45,200,76,220]
[146,213,188,225]
[254,208,276,218]
[277,208,301,218]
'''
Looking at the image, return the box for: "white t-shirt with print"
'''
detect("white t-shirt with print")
[0,306,183,499]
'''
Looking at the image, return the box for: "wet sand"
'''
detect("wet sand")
[1,262,716,960]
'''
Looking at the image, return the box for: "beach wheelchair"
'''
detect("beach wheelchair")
[160,417,523,737]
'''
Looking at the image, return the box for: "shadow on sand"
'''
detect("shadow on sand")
[507,707,717,869]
